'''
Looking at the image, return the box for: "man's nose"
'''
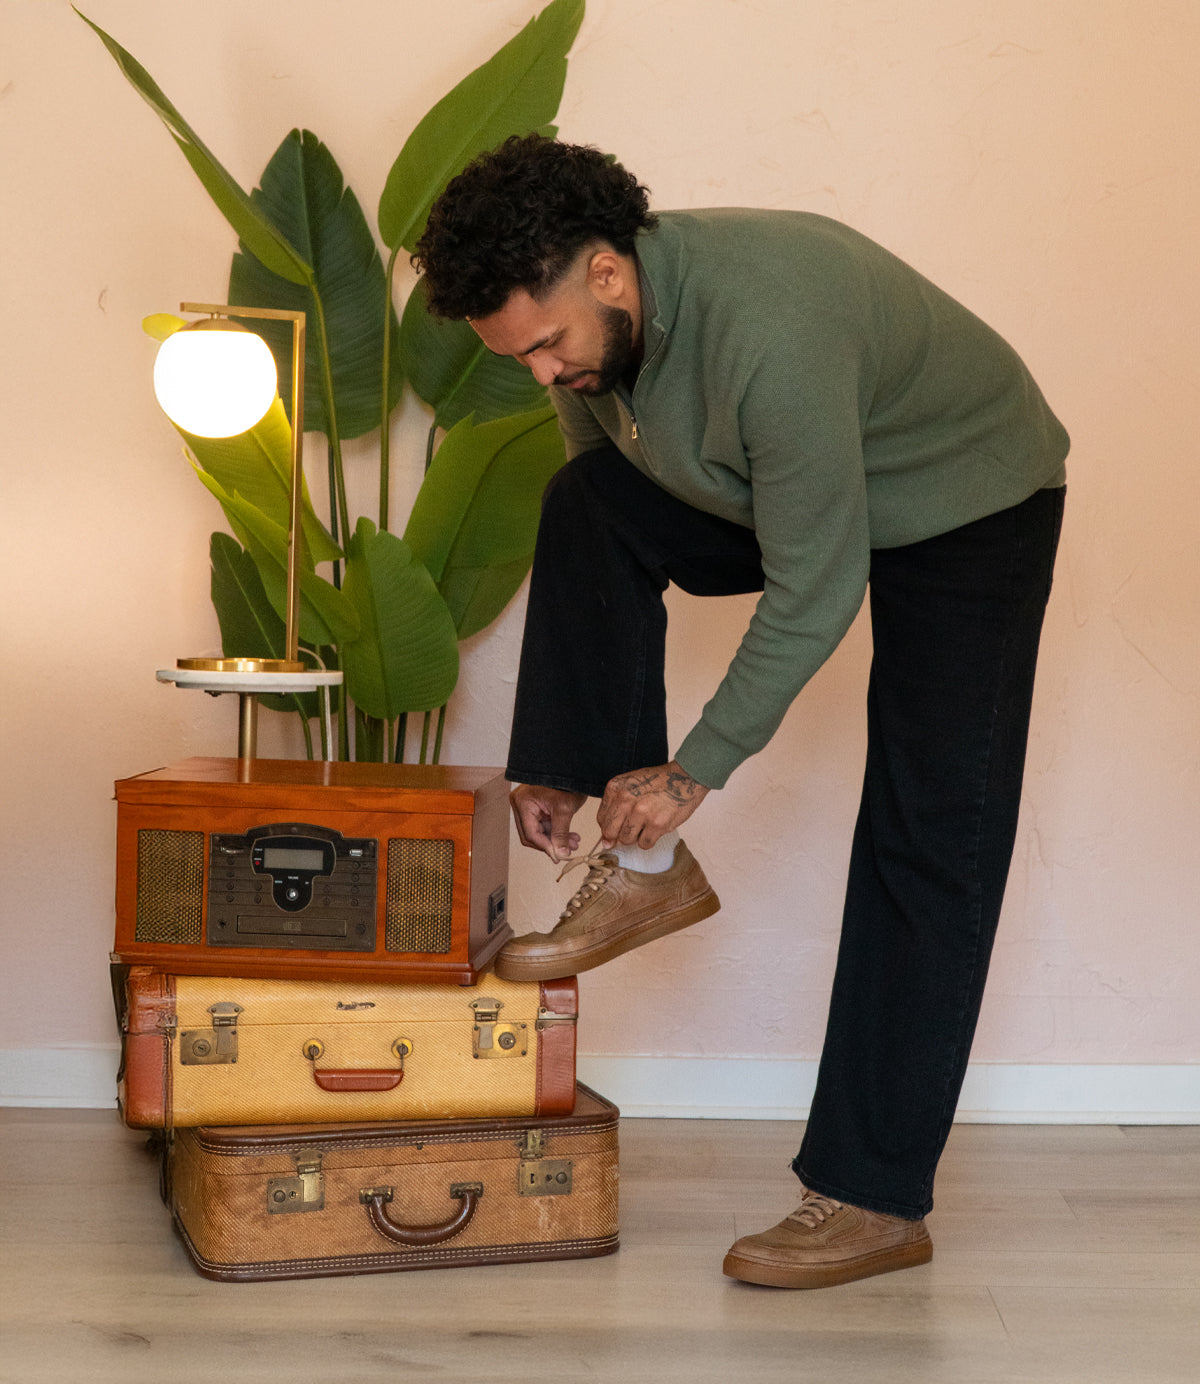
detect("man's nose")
[526,350,560,387]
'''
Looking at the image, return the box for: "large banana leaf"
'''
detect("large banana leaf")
[208,532,322,717]
[405,407,565,639]
[377,0,584,253]
[175,397,342,567]
[398,277,550,429]
[340,519,459,717]
[228,130,405,440]
[77,9,312,288]
[194,471,361,648]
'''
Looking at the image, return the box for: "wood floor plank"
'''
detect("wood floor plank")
[2,1109,1198,1384]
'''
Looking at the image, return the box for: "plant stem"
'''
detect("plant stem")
[310,291,349,561]
[325,439,341,588]
[432,703,446,764]
[418,711,431,764]
[336,679,349,761]
[393,712,407,763]
[380,246,400,530]
[296,706,314,760]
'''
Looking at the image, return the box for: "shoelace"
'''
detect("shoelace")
[785,1193,844,1228]
[555,844,617,921]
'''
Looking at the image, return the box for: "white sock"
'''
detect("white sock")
[612,830,680,874]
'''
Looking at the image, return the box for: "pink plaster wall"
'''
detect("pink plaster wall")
[3,0,1196,1079]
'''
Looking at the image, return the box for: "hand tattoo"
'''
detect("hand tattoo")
[614,766,699,805]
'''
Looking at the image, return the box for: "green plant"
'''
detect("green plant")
[80,1,584,761]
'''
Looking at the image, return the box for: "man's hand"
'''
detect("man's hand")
[596,761,710,850]
[510,783,588,862]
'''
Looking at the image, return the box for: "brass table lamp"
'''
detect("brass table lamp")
[152,302,341,757]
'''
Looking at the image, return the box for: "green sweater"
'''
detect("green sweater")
[550,209,1069,790]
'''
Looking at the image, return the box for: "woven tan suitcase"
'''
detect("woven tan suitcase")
[164,1084,619,1280]
[118,967,577,1128]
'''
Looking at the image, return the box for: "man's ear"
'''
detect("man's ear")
[585,248,632,304]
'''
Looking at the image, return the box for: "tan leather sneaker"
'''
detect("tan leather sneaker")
[492,841,719,982]
[722,1189,933,1289]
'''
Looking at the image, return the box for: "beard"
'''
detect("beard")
[563,302,637,397]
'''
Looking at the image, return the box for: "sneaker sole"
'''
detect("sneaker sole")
[721,1236,932,1290]
[492,890,721,982]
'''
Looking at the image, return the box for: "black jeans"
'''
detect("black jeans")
[507,445,1065,1219]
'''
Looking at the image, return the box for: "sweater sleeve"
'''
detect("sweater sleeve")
[673,331,872,789]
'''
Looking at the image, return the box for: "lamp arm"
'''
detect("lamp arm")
[180,301,306,662]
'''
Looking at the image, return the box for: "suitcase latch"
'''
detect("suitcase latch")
[267,1151,325,1214]
[179,1002,243,1066]
[535,1006,578,1031]
[518,1156,573,1197]
[470,997,528,1059]
[518,1129,572,1195]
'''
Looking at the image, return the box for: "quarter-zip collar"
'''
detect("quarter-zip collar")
[614,225,678,447]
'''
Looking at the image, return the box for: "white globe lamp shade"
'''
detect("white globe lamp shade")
[153,321,278,437]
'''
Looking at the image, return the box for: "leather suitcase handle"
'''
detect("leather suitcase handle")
[311,1068,404,1092]
[304,1038,409,1093]
[359,1184,482,1246]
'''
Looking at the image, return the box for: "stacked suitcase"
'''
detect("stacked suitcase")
[111,757,619,1281]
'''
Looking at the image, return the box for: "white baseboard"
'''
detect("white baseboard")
[2,1047,1197,1122]
[0,1045,123,1109]
[578,1056,1200,1123]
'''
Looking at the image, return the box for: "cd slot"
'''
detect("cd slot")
[237,913,349,938]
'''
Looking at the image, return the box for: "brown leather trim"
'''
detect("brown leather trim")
[123,967,176,1035]
[184,1083,617,1154]
[119,969,175,1129]
[120,1032,170,1128]
[175,1218,619,1282]
[539,975,578,1018]
[534,977,578,1115]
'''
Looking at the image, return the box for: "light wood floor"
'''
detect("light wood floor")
[2,1109,1198,1384]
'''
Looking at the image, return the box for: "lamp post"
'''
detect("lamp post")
[153,303,340,759]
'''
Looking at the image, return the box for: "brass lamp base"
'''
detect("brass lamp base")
[176,656,306,674]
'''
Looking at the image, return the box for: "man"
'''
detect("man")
[414,135,1068,1289]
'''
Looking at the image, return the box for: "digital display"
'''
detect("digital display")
[261,846,326,872]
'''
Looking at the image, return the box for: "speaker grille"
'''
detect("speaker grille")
[135,829,204,944]
[385,839,454,954]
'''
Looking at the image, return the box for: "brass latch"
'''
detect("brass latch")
[517,1130,572,1198]
[267,1151,325,1214]
[520,1129,546,1159]
[518,1158,573,1197]
[535,1006,578,1032]
[179,1002,243,1066]
[518,1127,572,1195]
[470,997,527,1059]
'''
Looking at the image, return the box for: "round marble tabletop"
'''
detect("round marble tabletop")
[157,667,344,695]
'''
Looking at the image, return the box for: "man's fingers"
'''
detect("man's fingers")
[510,784,587,861]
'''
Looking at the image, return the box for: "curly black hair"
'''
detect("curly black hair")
[413,134,657,320]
